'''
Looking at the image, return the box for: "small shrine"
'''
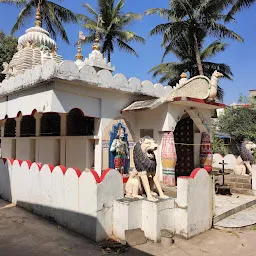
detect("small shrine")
[0,4,225,243]
[0,3,225,183]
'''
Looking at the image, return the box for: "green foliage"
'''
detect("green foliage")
[78,0,145,62]
[238,93,250,104]
[212,135,229,156]
[225,0,256,21]
[238,93,256,106]
[0,0,77,44]
[0,31,17,82]
[146,0,243,73]
[217,106,256,142]
[148,35,232,101]
[146,0,244,100]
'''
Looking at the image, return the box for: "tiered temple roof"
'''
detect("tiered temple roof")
[2,5,62,79]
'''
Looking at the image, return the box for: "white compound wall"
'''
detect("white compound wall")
[0,159,123,242]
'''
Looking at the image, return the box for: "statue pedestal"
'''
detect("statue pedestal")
[251,165,256,194]
[113,197,175,242]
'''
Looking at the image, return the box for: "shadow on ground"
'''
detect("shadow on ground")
[0,198,151,256]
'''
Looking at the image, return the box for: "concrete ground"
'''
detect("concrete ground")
[215,204,256,228]
[215,194,256,216]
[1,198,256,256]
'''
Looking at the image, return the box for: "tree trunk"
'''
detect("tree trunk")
[108,50,111,63]
[193,33,204,76]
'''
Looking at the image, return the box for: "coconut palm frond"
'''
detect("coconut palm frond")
[80,0,145,62]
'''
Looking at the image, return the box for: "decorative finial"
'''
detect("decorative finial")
[180,72,187,79]
[92,16,104,51]
[35,0,42,27]
[92,33,101,51]
[76,31,86,61]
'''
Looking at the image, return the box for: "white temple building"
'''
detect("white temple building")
[0,6,226,242]
[0,6,224,180]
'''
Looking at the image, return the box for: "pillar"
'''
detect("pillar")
[60,113,67,166]
[94,139,102,175]
[200,132,213,170]
[15,116,21,137]
[34,112,42,137]
[15,117,21,161]
[251,165,256,194]
[1,119,6,137]
[60,113,67,136]
[34,113,42,162]
[161,131,177,187]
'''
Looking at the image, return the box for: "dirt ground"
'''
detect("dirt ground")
[0,198,256,256]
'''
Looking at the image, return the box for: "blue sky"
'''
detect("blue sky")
[0,0,255,104]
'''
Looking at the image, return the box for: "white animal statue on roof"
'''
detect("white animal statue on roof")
[208,70,224,101]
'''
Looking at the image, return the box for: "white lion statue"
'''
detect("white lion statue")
[125,136,168,201]
[234,140,256,176]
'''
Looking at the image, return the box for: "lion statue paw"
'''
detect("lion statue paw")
[125,168,143,199]
[147,196,159,202]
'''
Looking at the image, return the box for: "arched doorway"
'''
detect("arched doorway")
[67,108,94,136]
[174,115,194,177]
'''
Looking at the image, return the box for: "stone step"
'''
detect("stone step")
[218,175,252,185]
[230,188,255,196]
[227,183,252,189]
[217,174,252,194]
[214,196,256,224]
[214,204,256,229]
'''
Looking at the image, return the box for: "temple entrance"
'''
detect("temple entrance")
[174,115,194,177]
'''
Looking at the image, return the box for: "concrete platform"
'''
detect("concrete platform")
[214,204,256,228]
[214,194,256,226]
[113,197,175,242]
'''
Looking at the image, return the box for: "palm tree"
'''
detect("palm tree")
[149,34,232,101]
[0,0,77,44]
[146,0,243,76]
[226,0,256,21]
[78,0,145,62]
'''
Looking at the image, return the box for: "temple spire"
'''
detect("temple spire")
[92,16,104,51]
[35,0,42,27]
[75,31,86,61]
[82,16,115,72]
[92,33,100,51]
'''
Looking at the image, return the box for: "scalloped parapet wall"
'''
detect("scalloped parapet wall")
[212,153,237,170]
[0,158,123,242]
[0,60,174,98]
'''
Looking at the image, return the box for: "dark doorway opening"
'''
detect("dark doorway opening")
[174,116,194,177]
[21,116,36,137]
[4,118,16,137]
[67,109,94,136]
[40,113,60,136]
